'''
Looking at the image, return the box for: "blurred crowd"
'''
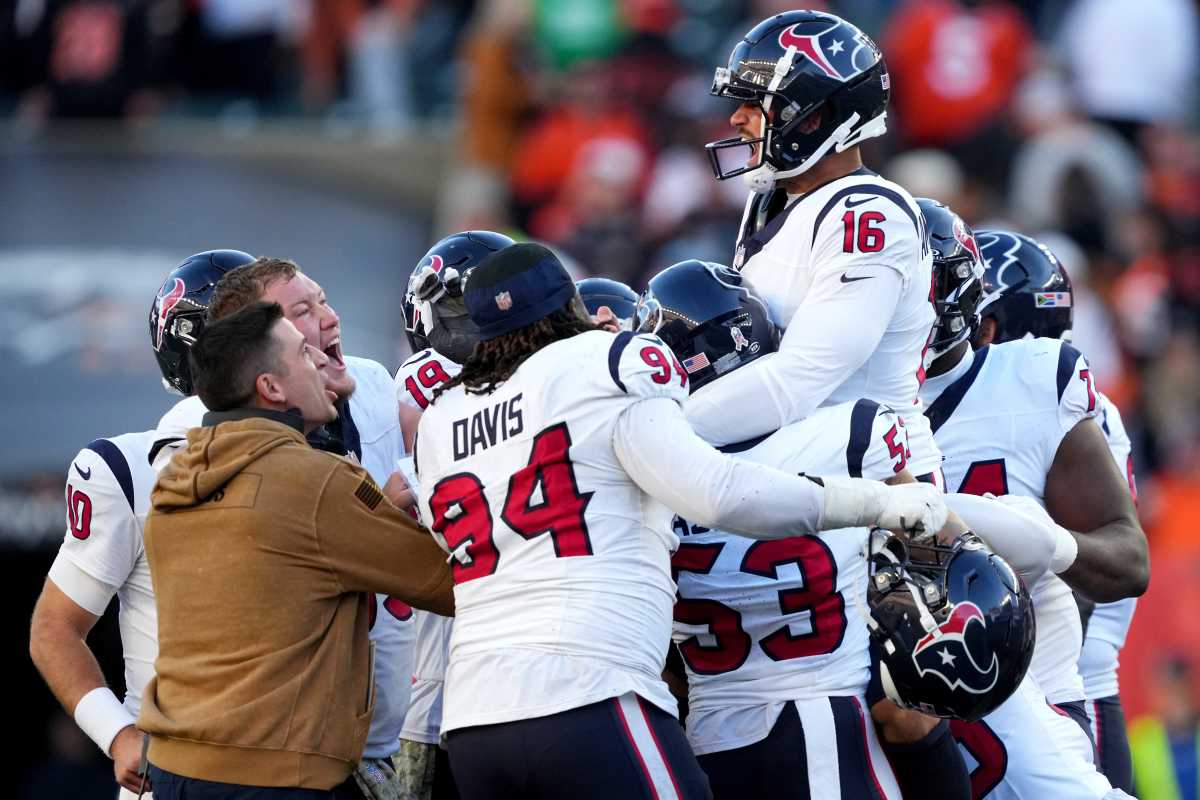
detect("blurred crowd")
[2,0,1198,546]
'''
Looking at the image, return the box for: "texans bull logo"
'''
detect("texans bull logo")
[153,277,186,351]
[952,217,982,266]
[912,601,999,695]
[777,18,876,82]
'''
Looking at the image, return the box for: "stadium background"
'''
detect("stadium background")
[2,0,1196,795]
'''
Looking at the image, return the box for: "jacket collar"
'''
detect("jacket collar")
[201,406,306,433]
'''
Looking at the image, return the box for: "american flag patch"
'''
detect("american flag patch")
[1034,292,1071,308]
[354,476,384,511]
[682,352,711,373]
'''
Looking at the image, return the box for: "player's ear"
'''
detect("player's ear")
[971,317,996,349]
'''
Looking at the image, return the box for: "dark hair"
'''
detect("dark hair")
[434,297,599,399]
[190,301,287,411]
[208,258,299,321]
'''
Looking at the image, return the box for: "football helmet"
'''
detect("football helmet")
[635,259,779,393]
[150,249,255,395]
[917,198,985,361]
[867,530,1036,721]
[404,230,514,360]
[707,10,890,193]
[576,277,638,328]
[975,230,1073,343]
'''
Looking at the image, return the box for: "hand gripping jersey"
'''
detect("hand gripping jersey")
[415,331,689,734]
[686,170,940,478]
[394,348,462,744]
[48,430,161,719]
[674,399,909,760]
[920,338,1100,707]
[152,359,416,760]
[1079,393,1137,702]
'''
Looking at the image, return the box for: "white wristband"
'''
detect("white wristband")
[1050,525,1079,574]
[819,476,886,529]
[74,687,135,757]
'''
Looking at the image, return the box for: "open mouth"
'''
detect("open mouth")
[323,337,345,370]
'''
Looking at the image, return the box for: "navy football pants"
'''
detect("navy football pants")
[445,693,711,799]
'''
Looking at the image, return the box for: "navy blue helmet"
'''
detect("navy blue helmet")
[707,10,890,190]
[635,259,779,393]
[404,230,515,358]
[974,230,1073,344]
[868,531,1036,721]
[917,198,986,360]
[150,249,255,395]
[576,277,638,328]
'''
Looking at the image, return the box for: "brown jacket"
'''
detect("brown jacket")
[138,411,453,790]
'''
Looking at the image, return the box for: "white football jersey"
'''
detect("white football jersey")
[400,610,453,744]
[416,330,689,733]
[688,170,939,475]
[675,398,910,755]
[394,348,461,743]
[340,356,417,759]
[1079,393,1137,701]
[47,431,160,719]
[920,338,1100,704]
[395,348,462,412]
[953,673,1117,800]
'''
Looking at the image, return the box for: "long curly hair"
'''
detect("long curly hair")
[434,297,599,400]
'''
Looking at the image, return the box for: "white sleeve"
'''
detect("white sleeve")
[614,396,826,538]
[56,446,142,594]
[1055,342,1100,433]
[859,402,910,481]
[395,351,461,412]
[47,553,118,616]
[945,493,1056,585]
[686,267,903,445]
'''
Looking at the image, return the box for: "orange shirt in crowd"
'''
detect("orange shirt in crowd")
[884,0,1032,145]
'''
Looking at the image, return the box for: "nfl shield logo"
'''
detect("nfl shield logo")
[495,291,513,311]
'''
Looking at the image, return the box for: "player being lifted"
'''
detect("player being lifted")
[413,243,946,800]
[636,259,1040,800]
[696,10,936,477]
[915,200,1145,799]
[698,10,972,795]
[29,249,255,798]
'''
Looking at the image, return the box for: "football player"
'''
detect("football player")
[160,257,414,799]
[413,243,947,800]
[577,276,639,332]
[693,10,939,489]
[639,259,1043,800]
[969,237,1139,795]
[29,249,256,798]
[394,230,513,800]
[916,202,1144,799]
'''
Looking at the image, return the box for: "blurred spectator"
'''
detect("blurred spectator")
[535,136,647,281]
[1008,67,1145,255]
[883,0,1033,149]
[1057,0,1199,141]
[12,0,175,123]
[508,60,651,226]
[1130,656,1200,800]
[176,0,306,108]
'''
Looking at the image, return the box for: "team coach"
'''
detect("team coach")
[138,301,454,799]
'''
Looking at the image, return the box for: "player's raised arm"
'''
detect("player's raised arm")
[608,330,946,539]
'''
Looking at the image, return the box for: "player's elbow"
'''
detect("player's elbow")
[1122,536,1151,598]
